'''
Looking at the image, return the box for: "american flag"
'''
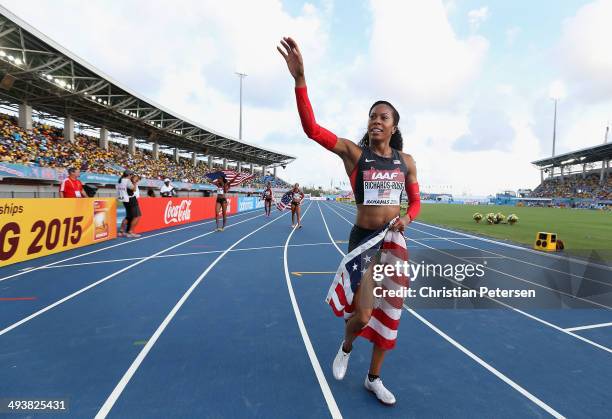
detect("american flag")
[378,189,391,199]
[325,217,409,350]
[276,191,293,211]
[205,170,255,187]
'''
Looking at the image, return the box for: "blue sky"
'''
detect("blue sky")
[2,0,611,195]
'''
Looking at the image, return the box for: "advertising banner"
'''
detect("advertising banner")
[0,198,117,267]
[132,196,237,233]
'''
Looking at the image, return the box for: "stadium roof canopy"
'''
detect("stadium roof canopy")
[531,143,612,168]
[0,6,295,168]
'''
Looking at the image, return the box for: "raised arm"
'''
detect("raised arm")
[277,37,360,162]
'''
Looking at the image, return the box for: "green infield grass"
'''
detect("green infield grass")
[411,203,612,261]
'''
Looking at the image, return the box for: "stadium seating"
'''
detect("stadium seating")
[0,113,292,188]
[531,173,611,200]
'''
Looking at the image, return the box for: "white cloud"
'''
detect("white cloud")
[557,0,612,102]
[2,0,579,196]
[468,6,489,31]
[353,0,488,109]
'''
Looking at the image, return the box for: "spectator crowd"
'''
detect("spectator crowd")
[0,113,292,189]
[531,173,612,200]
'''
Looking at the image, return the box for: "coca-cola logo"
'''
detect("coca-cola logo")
[164,200,192,224]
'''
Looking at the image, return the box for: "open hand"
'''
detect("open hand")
[277,37,305,85]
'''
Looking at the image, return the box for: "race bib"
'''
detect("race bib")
[363,169,405,205]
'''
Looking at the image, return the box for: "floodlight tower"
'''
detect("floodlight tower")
[235,72,247,140]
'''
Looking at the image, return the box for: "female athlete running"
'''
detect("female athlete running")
[289,183,305,228]
[278,37,421,405]
[263,181,274,217]
[215,176,230,231]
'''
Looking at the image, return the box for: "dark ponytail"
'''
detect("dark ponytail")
[358,100,403,151]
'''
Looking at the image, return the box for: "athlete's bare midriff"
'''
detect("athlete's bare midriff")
[354,204,401,230]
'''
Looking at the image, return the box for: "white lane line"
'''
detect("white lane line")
[38,243,335,269]
[408,224,612,288]
[412,237,474,240]
[95,207,290,418]
[0,212,265,338]
[325,202,612,354]
[283,202,342,419]
[404,306,565,419]
[336,201,611,272]
[0,208,262,282]
[461,256,506,259]
[332,203,612,308]
[564,322,612,332]
[319,203,565,418]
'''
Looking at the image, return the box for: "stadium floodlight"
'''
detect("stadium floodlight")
[14,58,23,65]
[549,80,566,100]
[0,50,5,57]
[7,55,14,61]
[46,74,53,80]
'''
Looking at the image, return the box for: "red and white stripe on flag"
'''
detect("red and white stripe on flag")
[326,229,409,350]
[221,170,256,187]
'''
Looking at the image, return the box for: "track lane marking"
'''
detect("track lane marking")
[333,203,612,307]
[35,242,335,269]
[0,208,262,283]
[95,207,291,418]
[565,322,612,332]
[0,212,266,338]
[325,203,612,354]
[283,202,342,418]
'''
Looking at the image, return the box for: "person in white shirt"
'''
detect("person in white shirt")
[116,170,132,237]
[160,178,176,197]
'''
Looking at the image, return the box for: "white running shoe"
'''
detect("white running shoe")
[364,376,396,405]
[332,342,351,380]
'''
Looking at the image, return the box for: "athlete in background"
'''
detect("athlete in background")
[263,181,274,217]
[215,176,230,231]
[289,183,304,228]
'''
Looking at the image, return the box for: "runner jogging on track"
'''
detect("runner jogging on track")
[278,36,421,405]
[289,183,304,228]
[263,181,274,217]
[215,176,230,231]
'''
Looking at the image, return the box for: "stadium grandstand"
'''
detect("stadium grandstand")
[530,142,611,207]
[0,7,295,198]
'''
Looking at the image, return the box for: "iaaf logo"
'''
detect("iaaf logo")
[164,200,192,224]
[371,171,399,180]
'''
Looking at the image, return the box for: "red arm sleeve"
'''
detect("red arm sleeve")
[406,182,421,221]
[295,86,338,151]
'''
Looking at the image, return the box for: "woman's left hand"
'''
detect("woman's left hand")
[391,215,411,232]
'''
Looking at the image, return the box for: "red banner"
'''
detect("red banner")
[132,197,237,233]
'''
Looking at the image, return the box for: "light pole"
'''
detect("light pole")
[235,72,247,140]
[552,98,558,158]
